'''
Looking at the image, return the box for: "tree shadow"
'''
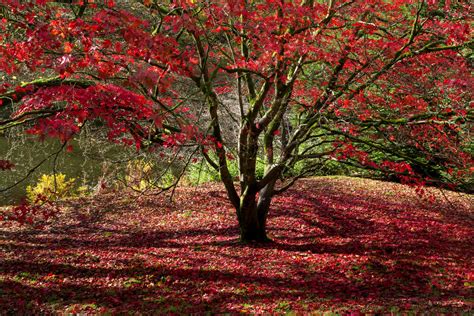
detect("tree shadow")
[0,179,472,313]
[0,255,470,314]
[267,182,474,259]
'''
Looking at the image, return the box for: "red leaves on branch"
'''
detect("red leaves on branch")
[2,195,58,228]
[16,84,155,143]
[0,0,472,236]
[0,160,15,171]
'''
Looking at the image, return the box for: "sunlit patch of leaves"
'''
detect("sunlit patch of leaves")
[0,177,472,314]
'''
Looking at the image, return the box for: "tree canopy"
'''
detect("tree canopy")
[1,0,472,241]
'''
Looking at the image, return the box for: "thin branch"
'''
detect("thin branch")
[0,142,67,193]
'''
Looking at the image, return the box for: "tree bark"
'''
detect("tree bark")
[237,181,275,243]
[239,202,270,242]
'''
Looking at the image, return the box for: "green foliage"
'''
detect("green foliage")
[185,156,266,185]
[124,277,142,288]
[275,300,292,313]
[185,161,220,185]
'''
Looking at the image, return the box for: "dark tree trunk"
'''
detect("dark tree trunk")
[239,214,268,242]
[237,182,275,243]
[239,202,269,242]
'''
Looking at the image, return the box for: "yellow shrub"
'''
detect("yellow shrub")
[26,173,77,203]
[124,159,155,192]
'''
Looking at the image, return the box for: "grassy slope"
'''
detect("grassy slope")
[0,176,473,314]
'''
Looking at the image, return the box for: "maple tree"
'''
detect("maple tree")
[0,0,472,241]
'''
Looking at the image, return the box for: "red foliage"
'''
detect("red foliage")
[0,0,472,287]
[0,160,15,171]
[0,1,471,170]
[1,196,59,228]
[0,178,472,314]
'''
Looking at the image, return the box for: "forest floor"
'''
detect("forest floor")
[0,176,473,314]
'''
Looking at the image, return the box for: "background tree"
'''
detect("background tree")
[1,0,472,241]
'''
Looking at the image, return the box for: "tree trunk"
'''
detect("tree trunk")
[239,203,269,242]
[237,182,275,243]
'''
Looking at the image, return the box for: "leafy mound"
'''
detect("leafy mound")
[0,177,472,314]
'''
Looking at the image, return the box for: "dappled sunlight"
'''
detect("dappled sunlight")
[1,177,472,314]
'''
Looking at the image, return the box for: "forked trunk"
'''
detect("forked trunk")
[237,182,275,243]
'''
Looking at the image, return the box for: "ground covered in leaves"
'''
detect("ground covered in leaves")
[1,176,473,314]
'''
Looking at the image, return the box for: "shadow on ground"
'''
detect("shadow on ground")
[1,178,472,314]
